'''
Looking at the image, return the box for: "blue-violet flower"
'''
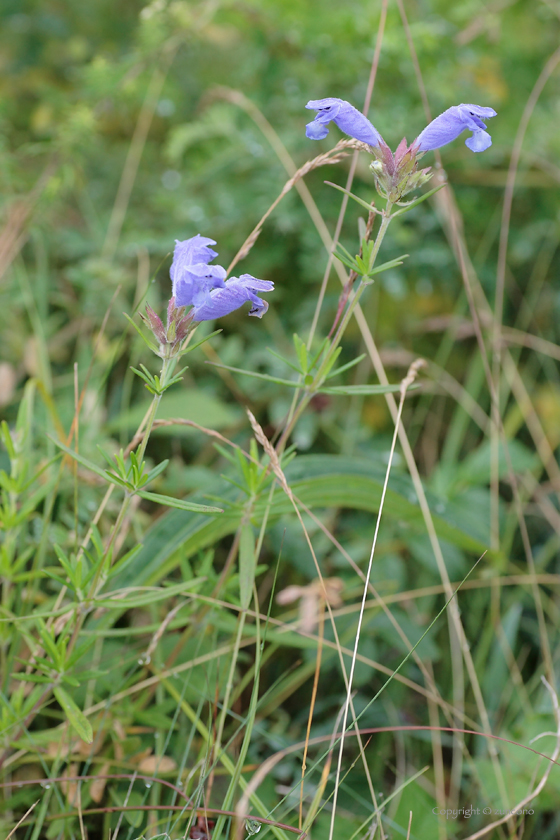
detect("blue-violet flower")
[171,234,273,320]
[305,98,382,147]
[414,104,497,153]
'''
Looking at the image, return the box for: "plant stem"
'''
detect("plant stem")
[276,206,393,454]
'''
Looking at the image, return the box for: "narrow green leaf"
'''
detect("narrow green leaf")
[94,578,205,609]
[137,490,223,514]
[49,437,124,487]
[325,353,367,380]
[206,362,306,389]
[107,544,143,579]
[103,471,131,489]
[178,328,222,356]
[123,312,160,354]
[266,347,302,375]
[0,421,16,460]
[43,570,68,588]
[367,255,408,276]
[130,366,159,392]
[54,686,93,743]
[239,522,256,610]
[142,458,170,486]
[293,333,308,374]
[309,336,330,370]
[318,383,405,395]
[325,181,383,214]
[391,183,447,217]
[333,250,360,271]
[12,673,52,684]
[36,621,61,665]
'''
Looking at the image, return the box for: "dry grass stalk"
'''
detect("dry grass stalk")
[228,139,367,274]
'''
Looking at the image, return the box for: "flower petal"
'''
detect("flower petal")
[174,264,227,307]
[192,275,274,321]
[305,97,382,147]
[306,120,330,140]
[465,130,492,152]
[415,104,497,153]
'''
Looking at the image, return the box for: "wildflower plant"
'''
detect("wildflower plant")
[2,88,495,830]
[16,46,560,840]
[3,1,560,837]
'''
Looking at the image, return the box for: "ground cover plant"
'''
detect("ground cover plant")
[1,0,560,838]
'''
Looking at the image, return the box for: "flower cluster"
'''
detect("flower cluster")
[305,98,496,154]
[141,235,274,354]
[305,97,497,203]
[170,234,273,321]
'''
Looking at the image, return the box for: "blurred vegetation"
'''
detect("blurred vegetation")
[1,0,560,838]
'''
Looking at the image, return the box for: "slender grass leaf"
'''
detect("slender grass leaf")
[239,522,256,610]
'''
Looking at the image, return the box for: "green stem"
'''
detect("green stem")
[67,354,175,660]
[276,206,393,454]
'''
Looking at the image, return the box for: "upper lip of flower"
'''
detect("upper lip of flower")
[305,97,382,147]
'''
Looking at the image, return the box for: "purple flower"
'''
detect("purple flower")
[170,234,226,306]
[192,275,274,320]
[171,236,273,321]
[415,104,497,153]
[305,98,382,147]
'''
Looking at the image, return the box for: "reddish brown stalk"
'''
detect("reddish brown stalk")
[327,206,377,340]
[17,805,305,836]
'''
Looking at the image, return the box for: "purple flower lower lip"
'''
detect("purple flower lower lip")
[191,275,274,321]
[305,97,383,147]
[414,104,497,153]
[171,235,273,321]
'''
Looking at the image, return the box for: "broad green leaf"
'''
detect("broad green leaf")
[112,455,491,591]
[108,788,143,828]
[107,388,241,435]
[454,439,540,488]
[53,686,93,743]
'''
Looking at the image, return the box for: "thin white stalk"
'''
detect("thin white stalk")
[328,360,425,840]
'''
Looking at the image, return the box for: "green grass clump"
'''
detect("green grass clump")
[1,1,560,838]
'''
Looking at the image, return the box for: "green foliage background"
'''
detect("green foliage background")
[1,0,560,838]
